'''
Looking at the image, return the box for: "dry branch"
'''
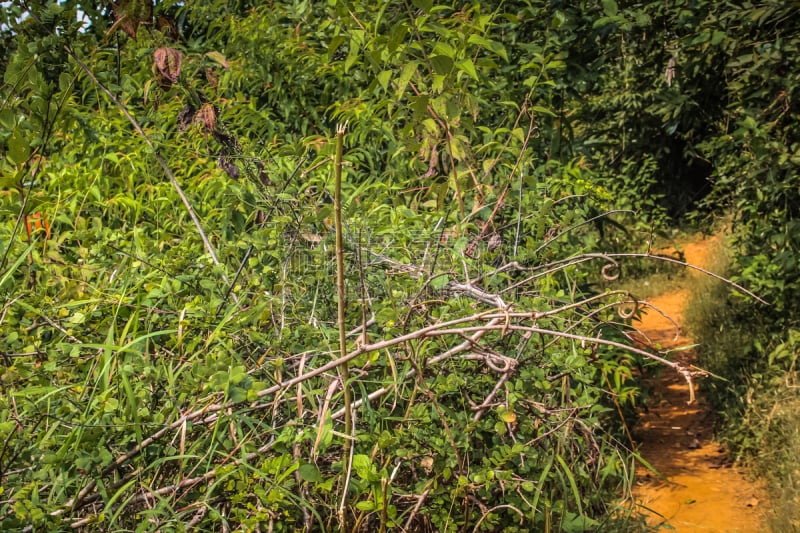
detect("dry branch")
[49,245,763,520]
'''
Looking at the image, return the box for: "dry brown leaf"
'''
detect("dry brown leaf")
[205,68,219,89]
[154,47,183,84]
[217,156,240,180]
[155,15,178,40]
[195,103,216,133]
[177,104,196,131]
[112,0,153,38]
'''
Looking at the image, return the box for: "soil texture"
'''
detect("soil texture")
[631,233,768,532]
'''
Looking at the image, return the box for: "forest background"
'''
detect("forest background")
[0,1,798,531]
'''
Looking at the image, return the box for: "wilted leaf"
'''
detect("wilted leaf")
[500,410,517,423]
[195,103,216,133]
[177,104,196,131]
[111,0,153,38]
[217,156,240,179]
[420,456,434,473]
[422,145,439,179]
[154,47,183,84]
[254,160,271,186]
[213,130,239,151]
[205,51,230,70]
[205,68,219,89]
[155,15,178,40]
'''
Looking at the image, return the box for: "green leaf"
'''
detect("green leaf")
[556,455,583,515]
[0,172,21,189]
[68,311,86,325]
[431,275,449,290]
[58,72,73,92]
[8,128,30,165]
[457,58,478,80]
[104,397,119,412]
[665,343,699,354]
[411,0,432,13]
[0,421,16,436]
[0,109,15,130]
[432,42,456,58]
[601,0,618,16]
[345,30,365,73]
[376,70,392,92]
[592,16,617,29]
[355,500,375,511]
[298,463,322,482]
[449,136,466,160]
[395,61,418,99]
[561,511,600,533]
[229,364,247,385]
[467,35,507,61]
[352,454,373,479]
[430,55,453,75]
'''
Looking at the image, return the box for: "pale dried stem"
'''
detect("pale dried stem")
[67,293,693,512]
[56,245,757,516]
[402,485,432,532]
[472,504,524,532]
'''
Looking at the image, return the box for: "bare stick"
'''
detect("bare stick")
[495,252,765,304]
[58,280,713,515]
[333,122,352,530]
[403,485,432,531]
[607,252,767,304]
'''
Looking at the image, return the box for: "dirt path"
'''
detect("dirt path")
[631,233,768,532]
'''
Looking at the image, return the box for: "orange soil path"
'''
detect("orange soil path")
[631,233,768,532]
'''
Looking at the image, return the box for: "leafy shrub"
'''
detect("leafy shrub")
[0,2,663,531]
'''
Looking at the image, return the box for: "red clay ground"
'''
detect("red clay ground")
[630,233,768,532]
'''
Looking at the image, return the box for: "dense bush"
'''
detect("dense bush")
[2,0,797,530]
[0,2,658,531]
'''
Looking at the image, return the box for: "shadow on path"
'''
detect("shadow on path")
[630,233,768,532]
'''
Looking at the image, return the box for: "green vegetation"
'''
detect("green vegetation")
[0,0,797,531]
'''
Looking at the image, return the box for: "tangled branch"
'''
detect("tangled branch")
[39,249,760,524]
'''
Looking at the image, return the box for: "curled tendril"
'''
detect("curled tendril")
[616,298,639,319]
[601,261,620,281]
[485,354,514,373]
